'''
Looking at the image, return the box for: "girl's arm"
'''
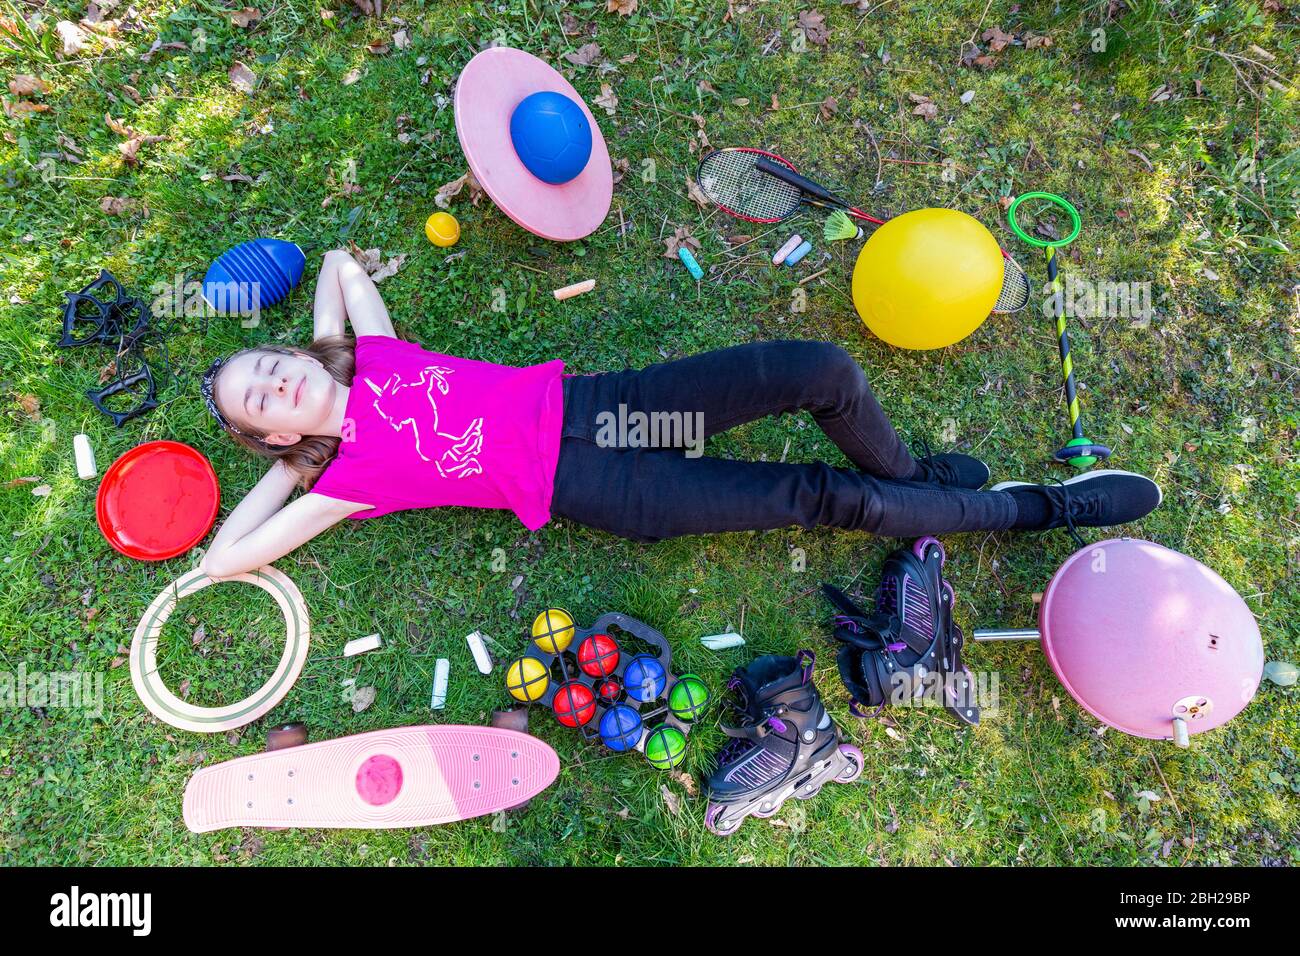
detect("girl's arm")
[312,250,349,339]
[199,460,369,577]
[312,249,397,339]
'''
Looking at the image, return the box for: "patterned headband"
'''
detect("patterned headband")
[199,357,244,436]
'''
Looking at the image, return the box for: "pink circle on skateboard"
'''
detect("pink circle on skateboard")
[355,754,404,806]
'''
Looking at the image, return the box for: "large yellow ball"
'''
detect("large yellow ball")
[531,608,575,654]
[851,208,1003,350]
[424,211,460,247]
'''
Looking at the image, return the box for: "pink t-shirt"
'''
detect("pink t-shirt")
[311,336,565,530]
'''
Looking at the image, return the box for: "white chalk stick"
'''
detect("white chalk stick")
[74,434,97,480]
[465,631,493,674]
[430,658,449,710]
[701,631,746,650]
[553,279,595,301]
[344,633,382,657]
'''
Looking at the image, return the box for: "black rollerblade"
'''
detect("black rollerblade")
[705,651,864,836]
[822,536,979,726]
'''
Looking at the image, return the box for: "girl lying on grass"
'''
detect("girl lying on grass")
[198,249,1161,578]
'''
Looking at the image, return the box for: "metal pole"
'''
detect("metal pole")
[972,628,1041,642]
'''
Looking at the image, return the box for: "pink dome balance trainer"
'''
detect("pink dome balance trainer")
[975,538,1264,746]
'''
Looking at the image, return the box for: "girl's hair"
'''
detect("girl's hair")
[211,335,355,490]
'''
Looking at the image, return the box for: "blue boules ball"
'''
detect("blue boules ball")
[624,655,668,703]
[598,704,644,752]
[509,91,592,185]
[202,238,305,316]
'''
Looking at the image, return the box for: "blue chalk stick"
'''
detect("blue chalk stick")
[783,240,813,266]
[678,246,704,280]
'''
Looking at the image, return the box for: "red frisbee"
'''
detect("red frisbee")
[96,441,220,561]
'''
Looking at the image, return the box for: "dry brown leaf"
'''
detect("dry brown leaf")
[593,82,618,115]
[230,7,261,28]
[3,476,40,488]
[659,784,681,815]
[797,10,829,46]
[368,253,406,282]
[563,42,602,67]
[981,25,1014,53]
[606,0,638,15]
[366,41,390,56]
[351,685,376,713]
[17,394,40,419]
[611,156,629,185]
[686,176,709,208]
[663,225,701,259]
[435,169,484,208]
[973,54,996,70]
[672,771,698,796]
[913,101,938,120]
[9,75,48,97]
[4,100,49,117]
[100,196,135,215]
[229,61,257,94]
[56,20,89,56]
[1025,34,1052,50]
[341,67,363,86]
[392,29,411,49]
[819,95,838,120]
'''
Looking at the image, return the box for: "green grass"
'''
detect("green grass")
[2,0,1297,866]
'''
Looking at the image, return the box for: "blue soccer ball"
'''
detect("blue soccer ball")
[598,704,644,752]
[509,91,592,185]
[624,655,668,703]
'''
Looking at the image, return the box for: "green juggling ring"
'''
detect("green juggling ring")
[1007,193,1110,468]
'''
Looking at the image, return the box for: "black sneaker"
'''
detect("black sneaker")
[910,451,991,489]
[992,470,1163,532]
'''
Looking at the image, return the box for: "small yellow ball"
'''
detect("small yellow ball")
[424,211,461,247]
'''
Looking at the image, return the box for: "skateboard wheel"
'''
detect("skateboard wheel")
[490,707,530,733]
[266,723,308,751]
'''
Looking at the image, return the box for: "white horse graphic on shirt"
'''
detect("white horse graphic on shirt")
[364,366,484,479]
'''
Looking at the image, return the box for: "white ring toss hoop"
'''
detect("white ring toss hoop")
[130,566,310,733]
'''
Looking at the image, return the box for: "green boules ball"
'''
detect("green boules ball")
[668,674,710,721]
[644,725,688,770]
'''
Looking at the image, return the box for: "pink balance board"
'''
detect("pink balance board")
[454,46,613,241]
[182,726,559,832]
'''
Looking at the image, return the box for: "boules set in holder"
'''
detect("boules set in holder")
[505,609,709,769]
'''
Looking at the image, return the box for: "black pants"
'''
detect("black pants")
[550,341,1017,542]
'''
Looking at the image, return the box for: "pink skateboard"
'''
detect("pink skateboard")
[182,726,559,832]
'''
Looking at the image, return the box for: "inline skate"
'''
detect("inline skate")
[823,536,979,726]
[705,651,863,836]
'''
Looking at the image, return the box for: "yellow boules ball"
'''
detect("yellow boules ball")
[505,656,549,702]
[531,608,575,654]
[851,208,1003,350]
[424,211,460,247]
